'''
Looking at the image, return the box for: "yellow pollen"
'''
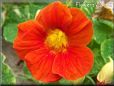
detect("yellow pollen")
[45,29,68,51]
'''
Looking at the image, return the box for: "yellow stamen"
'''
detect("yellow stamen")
[45,29,68,52]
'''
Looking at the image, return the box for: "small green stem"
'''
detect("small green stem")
[101,55,107,63]
[86,75,96,85]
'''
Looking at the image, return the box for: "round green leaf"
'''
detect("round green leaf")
[3,23,18,43]
[101,39,114,60]
[93,19,112,44]
[0,53,16,84]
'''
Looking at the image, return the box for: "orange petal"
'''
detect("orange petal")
[63,8,93,46]
[66,8,89,34]
[25,47,61,82]
[52,47,94,80]
[36,1,72,30]
[68,21,93,47]
[13,20,46,60]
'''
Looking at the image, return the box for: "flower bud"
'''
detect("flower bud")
[35,9,41,19]
[97,57,114,84]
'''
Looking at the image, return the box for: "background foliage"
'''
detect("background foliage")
[1,0,114,85]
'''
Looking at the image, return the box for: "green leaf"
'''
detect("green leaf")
[2,64,16,84]
[93,19,112,44]
[4,4,46,24]
[59,77,85,85]
[101,39,114,60]
[59,79,71,85]
[23,63,39,84]
[88,40,106,75]
[89,48,105,75]
[70,77,85,85]
[81,0,99,18]
[0,53,5,75]
[83,75,95,85]
[4,5,23,24]
[23,63,32,79]
[17,4,45,20]
[98,19,114,29]
[3,23,18,43]
[18,5,31,20]
[88,39,100,49]
[29,4,46,19]
[0,53,16,84]
[3,4,46,43]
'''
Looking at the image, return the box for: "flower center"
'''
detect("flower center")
[45,29,68,52]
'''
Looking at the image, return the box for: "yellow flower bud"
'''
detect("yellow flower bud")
[97,57,114,84]
[35,9,41,19]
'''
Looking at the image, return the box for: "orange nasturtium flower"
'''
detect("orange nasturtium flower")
[13,1,94,83]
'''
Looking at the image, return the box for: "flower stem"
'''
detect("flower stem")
[86,75,96,85]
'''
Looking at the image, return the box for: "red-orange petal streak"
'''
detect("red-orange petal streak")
[67,8,89,34]
[25,47,61,82]
[13,20,46,60]
[36,1,72,30]
[52,47,93,80]
[68,21,93,47]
